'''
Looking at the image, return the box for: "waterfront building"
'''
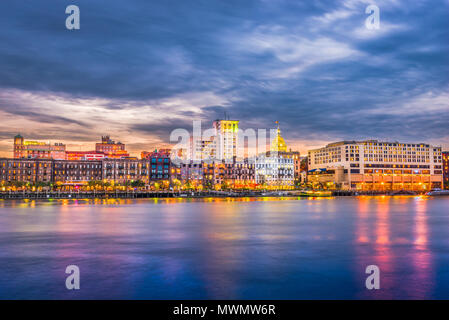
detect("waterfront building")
[178,161,204,188]
[443,151,449,189]
[66,151,105,161]
[141,149,171,160]
[142,149,171,180]
[255,153,295,188]
[0,158,53,184]
[174,159,255,190]
[223,160,256,189]
[13,134,66,160]
[144,149,171,181]
[95,136,130,159]
[53,160,103,186]
[255,125,295,189]
[289,150,301,184]
[202,161,225,187]
[299,156,308,183]
[102,159,150,184]
[201,160,255,189]
[308,140,443,191]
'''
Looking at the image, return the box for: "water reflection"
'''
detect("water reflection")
[354,196,436,299]
[0,196,447,299]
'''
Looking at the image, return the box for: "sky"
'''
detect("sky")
[0,0,448,158]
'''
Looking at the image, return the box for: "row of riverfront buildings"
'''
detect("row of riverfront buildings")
[1,119,448,191]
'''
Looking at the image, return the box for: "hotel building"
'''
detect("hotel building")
[308,140,443,191]
[443,151,449,189]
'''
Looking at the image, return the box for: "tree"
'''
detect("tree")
[12,181,26,190]
[123,180,132,191]
[131,180,145,189]
[221,181,229,191]
[171,179,181,191]
[184,180,193,191]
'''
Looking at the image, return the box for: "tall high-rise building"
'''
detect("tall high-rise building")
[213,119,239,162]
[308,140,443,191]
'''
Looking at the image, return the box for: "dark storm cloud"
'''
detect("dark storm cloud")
[0,0,448,147]
[132,119,194,139]
[0,96,88,127]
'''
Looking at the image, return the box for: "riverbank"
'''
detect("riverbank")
[0,189,425,200]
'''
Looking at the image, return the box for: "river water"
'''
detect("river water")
[0,196,448,299]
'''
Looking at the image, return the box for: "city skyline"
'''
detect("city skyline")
[0,1,448,157]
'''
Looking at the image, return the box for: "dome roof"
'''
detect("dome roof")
[271,125,287,152]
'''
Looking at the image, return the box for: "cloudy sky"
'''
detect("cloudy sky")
[0,0,448,157]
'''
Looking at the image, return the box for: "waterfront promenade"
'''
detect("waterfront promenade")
[0,189,419,200]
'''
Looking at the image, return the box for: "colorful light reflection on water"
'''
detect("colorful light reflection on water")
[0,196,448,299]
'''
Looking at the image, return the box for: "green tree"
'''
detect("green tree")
[131,180,145,189]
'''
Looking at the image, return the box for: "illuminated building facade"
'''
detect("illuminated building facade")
[13,134,66,160]
[0,158,53,183]
[178,162,204,187]
[213,119,239,162]
[53,160,103,184]
[255,153,294,188]
[102,159,150,184]
[66,151,105,161]
[201,161,255,189]
[308,140,444,191]
[187,119,239,164]
[142,149,172,182]
[174,160,255,189]
[443,151,449,189]
[270,124,287,153]
[255,126,296,188]
[223,161,255,188]
[146,150,171,181]
[95,136,129,159]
